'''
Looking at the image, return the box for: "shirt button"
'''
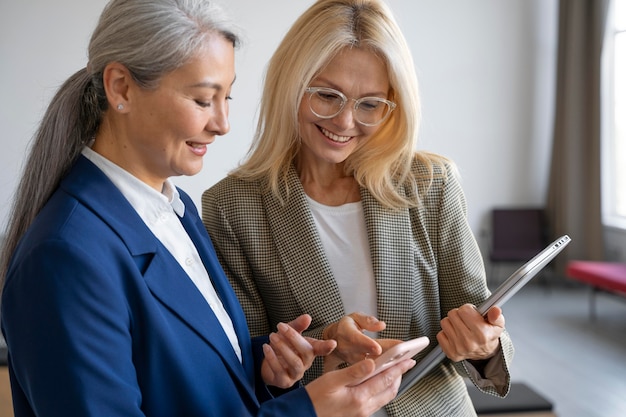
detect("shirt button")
[185,258,194,266]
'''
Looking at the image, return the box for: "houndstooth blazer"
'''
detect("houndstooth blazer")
[202,156,514,416]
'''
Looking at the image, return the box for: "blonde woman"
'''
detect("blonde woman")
[203,0,514,415]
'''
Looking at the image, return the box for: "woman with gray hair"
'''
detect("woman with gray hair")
[203,0,515,415]
[0,1,414,416]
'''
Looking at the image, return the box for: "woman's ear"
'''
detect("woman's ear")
[102,62,132,112]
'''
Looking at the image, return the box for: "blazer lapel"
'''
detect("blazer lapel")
[360,190,414,339]
[142,249,254,390]
[262,166,346,327]
[178,208,255,381]
[261,163,415,340]
[63,157,256,400]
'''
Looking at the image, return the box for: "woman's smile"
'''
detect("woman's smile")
[187,140,210,156]
[320,126,353,144]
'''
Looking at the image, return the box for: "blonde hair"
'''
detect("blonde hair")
[232,0,446,208]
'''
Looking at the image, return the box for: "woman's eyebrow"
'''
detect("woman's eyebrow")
[189,75,237,90]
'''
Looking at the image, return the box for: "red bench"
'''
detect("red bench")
[566,261,626,320]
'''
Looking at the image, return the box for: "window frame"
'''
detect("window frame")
[601,0,626,230]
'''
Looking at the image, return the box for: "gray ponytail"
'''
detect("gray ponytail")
[0,68,101,280]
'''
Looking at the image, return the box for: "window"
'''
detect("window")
[603,0,626,229]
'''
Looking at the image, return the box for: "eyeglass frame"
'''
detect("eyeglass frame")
[304,86,397,127]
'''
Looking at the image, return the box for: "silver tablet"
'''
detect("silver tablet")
[397,235,571,397]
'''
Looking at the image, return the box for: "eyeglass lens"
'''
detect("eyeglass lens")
[308,88,394,126]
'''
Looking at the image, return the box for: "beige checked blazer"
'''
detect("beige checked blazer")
[202,157,514,416]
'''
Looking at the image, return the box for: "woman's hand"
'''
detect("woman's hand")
[437,304,505,362]
[306,356,416,417]
[261,314,336,388]
[322,312,397,372]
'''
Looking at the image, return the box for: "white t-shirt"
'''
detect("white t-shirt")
[306,197,378,332]
[306,197,389,417]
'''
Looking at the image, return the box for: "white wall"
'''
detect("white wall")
[0,0,558,253]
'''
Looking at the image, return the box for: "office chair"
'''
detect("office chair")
[488,208,548,286]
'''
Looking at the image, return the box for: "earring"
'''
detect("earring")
[116,103,124,110]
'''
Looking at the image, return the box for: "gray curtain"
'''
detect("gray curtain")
[546,0,610,276]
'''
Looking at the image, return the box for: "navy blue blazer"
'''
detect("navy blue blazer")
[1,156,315,417]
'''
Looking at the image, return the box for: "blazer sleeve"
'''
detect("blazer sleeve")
[420,161,513,396]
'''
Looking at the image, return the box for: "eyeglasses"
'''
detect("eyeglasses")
[305,87,396,127]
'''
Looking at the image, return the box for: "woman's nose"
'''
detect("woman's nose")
[330,103,357,129]
[206,103,230,136]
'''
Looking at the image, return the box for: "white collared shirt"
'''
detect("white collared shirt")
[82,147,242,362]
